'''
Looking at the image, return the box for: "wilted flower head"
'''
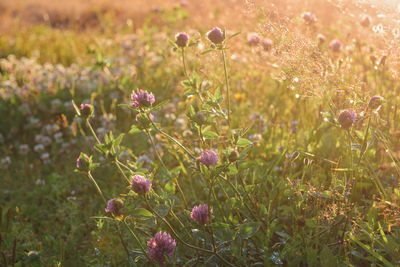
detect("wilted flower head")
[105,198,124,214]
[131,175,152,194]
[338,110,357,129]
[147,232,176,266]
[200,150,219,167]
[302,12,317,24]
[175,32,190,48]
[191,204,212,224]
[131,89,155,109]
[80,103,93,118]
[262,38,273,51]
[368,95,384,110]
[247,32,261,46]
[329,39,343,53]
[207,27,224,44]
[361,15,372,28]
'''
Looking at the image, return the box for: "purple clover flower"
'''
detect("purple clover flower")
[329,39,343,53]
[191,204,212,224]
[247,32,261,46]
[338,110,357,129]
[80,103,93,118]
[105,198,124,214]
[131,89,155,109]
[368,95,384,110]
[302,12,317,24]
[131,175,152,194]
[175,32,190,48]
[262,38,273,51]
[200,150,219,167]
[76,153,89,170]
[207,27,224,44]
[147,232,176,266]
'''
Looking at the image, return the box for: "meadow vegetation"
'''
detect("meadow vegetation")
[1,0,400,266]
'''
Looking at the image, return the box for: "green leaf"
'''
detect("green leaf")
[202,130,219,139]
[227,31,241,41]
[210,223,234,241]
[131,208,153,220]
[154,205,170,218]
[349,234,394,267]
[201,49,213,55]
[238,222,261,239]
[118,103,136,111]
[129,125,142,134]
[236,138,252,147]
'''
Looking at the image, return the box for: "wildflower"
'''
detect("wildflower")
[131,89,155,109]
[329,39,343,53]
[131,175,152,194]
[41,153,51,164]
[147,232,176,266]
[80,103,93,118]
[317,33,326,44]
[105,198,124,214]
[338,110,357,129]
[200,150,219,167]
[262,38,273,51]
[191,204,212,224]
[207,27,224,44]
[0,156,11,169]
[368,95,384,110]
[247,32,261,46]
[76,153,90,170]
[19,144,30,155]
[361,15,372,27]
[302,12,317,24]
[175,32,190,48]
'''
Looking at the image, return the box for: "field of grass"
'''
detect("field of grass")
[1,0,400,266]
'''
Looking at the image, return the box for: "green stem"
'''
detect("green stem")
[144,197,235,266]
[86,119,101,145]
[207,177,217,251]
[87,171,107,204]
[148,116,195,159]
[221,49,231,132]
[114,159,131,184]
[123,218,151,262]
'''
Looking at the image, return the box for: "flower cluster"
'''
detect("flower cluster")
[147,232,176,266]
[131,175,152,194]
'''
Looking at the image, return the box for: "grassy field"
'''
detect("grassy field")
[1,0,400,266]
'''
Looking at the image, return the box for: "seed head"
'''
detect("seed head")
[147,232,176,266]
